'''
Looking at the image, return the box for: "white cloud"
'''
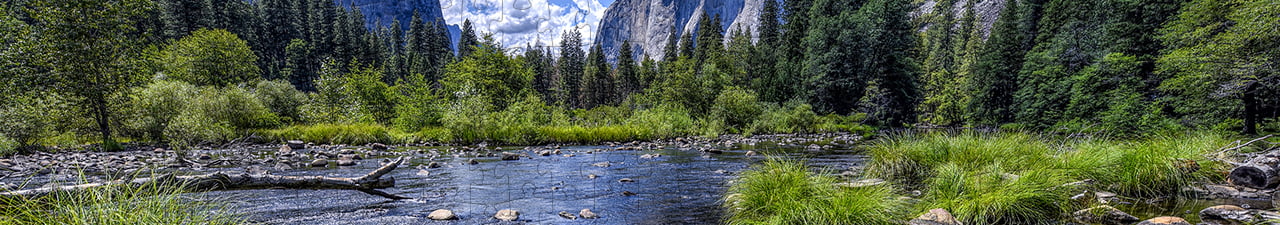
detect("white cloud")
[440,0,609,53]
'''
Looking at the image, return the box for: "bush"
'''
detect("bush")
[0,95,61,150]
[625,104,695,139]
[0,134,17,156]
[160,28,260,86]
[164,110,234,149]
[711,87,763,130]
[304,61,393,124]
[128,80,197,141]
[253,79,306,123]
[750,101,820,134]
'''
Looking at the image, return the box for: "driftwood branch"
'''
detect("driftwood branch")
[1,157,411,200]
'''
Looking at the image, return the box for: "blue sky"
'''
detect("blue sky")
[441,0,617,51]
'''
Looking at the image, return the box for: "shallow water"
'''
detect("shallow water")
[204,141,866,224]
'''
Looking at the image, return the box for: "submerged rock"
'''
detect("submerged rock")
[579,209,598,219]
[1199,205,1258,224]
[1073,205,1139,225]
[908,208,961,225]
[558,211,577,220]
[501,152,521,160]
[467,159,479,165]
[427,209,457,220]
[494,209,519,221]
[1137,216,1192,225]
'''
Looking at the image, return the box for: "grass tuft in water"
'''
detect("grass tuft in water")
[724,157,906,225]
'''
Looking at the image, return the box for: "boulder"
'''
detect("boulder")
[558,211,577,220]
[501,152,521,160]
[336,158,356,166]
[579,209,598,219]
[908,208,961,225]
[1137,216,1192,225]
[1072,205,1139,225]
[427,209,457,220]
[1199,205,1258,224]
[308,159,328,167]
[286,140,305,149]
[494,209,519,221]
[369,143,389,150]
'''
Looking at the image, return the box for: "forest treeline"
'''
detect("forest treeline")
[0,0,1276,153]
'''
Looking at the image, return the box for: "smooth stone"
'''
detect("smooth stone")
[336,158,356,166]
[1073,205,1139,225]
[592,162,610,167]
[427,209,457,220]
[426,162,441,168]
[501,152,521,160]
[1137,216,1192,225]
[369,143,389,150]
[286,140,305,149]
[494,209,519,221]
[467,159,479,165]
[197,154,212,160]
[558,211,577,220]
[908,208,961,225]
[309,159,328,167]
[745,151,758,156]
[579,209,598,219]
[618,178,635,183]
[1199,205,1258,223]
[621,191,637,196]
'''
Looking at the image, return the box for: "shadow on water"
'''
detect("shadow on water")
[209,137,867,224]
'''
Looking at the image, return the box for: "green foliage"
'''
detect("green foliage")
[724,158,907,225]
[160,28,260,86]
[253,79,306,123]
[391,73,444,132]
[711,87,763,130]
[0,134,16,156]
[441,37,534,109]
[127,80,197,141]
[164,108,234,149]
[303,60,394,124]
[750,101,820,134]
[0,178,240,224]
[866,132,1231,223]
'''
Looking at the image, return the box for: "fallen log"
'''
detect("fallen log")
[1229,150,1280,190]
[1,157,411,200]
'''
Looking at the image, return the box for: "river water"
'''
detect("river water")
[205,137,867,224]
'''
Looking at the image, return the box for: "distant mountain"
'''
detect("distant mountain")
[594,0,1009,63]
[593,0,766,63]
[335,0,460,51]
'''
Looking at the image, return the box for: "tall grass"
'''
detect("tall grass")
[724,158,906,225]
[262,123,394,144]
[728,131,1233,224]
[0,178,240,224]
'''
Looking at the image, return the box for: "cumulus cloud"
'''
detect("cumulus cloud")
[441,0,609,53]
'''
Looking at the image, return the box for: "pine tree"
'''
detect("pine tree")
[758,0,780,46]
[616,40,639,98]
[580,44,614,108]
[556,29,585,107]
[968,0,1026,126]
[663,26,679,61]
[458,19,478,58]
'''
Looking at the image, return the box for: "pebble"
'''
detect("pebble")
[427,209,457,220]
[494,209,519,221]
[579,209,598,219]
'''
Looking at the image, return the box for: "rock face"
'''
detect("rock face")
[913,0,1007,38]
[334,0,458,50]
[594,0,765,62]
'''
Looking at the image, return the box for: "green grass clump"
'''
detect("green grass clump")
[0,179,240,224]
[864,131,1232,224]
[724,158,905,225]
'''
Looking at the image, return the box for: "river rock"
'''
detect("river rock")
[622,191,637,196]
[579,209,598,219]
[309,159,328,167]
[1073,205,1139,225]
[467,159,479,165]
[908,208,961,225]
[336,157,356,166]
[501,152,521,160]
[559,211,577,220]
[426,162,441,168]
[197,154,212,160]
[592,162,610,167]
[1199,205,1258,224]
[619,178,635,183]
[1137,216,1192,225]
[428,209,457,220]
[370,143,389,150]
[286,140,305,149]
[539,150,552,156]
[745,151,758,156]
[494,209,519,221]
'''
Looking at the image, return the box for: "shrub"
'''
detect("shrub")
[160,28,260,86]
[0,95,60,150]
[391,74,444,131]
[127,80,197,141]
[164,110,234,149]
[625,104,695,139]
[0,134,16,156]
[750,101,820,134]
[711,87,763,130]
[304,61,393,124]
[253,79,306,123]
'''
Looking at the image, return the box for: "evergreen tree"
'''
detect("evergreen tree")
[663,26,679,61]
[758,0,780,46]
[616,40,639,98]
[458,19,478,58]
[968,0,1026,125]
[556,29,586,107]
[580,44,614,108]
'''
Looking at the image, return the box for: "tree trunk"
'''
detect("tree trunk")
[1,157,411,200]
[91,94,116,151]
[1243,82,1259,135]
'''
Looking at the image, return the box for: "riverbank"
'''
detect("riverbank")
[724,131,1273,224]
